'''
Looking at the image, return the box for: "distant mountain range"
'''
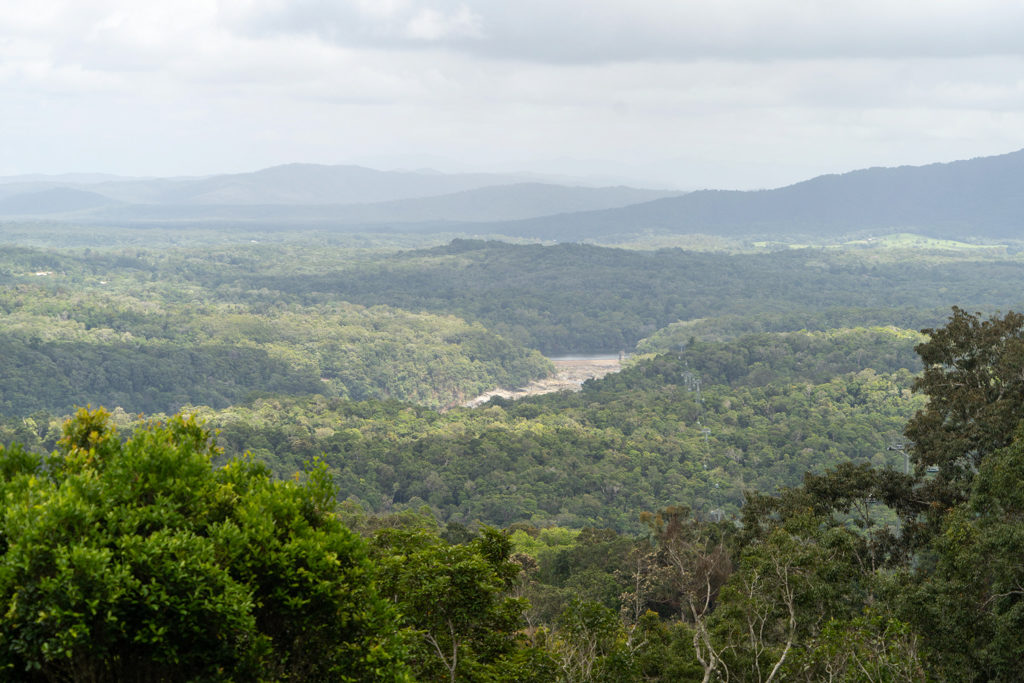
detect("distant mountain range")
[0,188,117,215]
[0,164,677,225]
[2,150,1023,241]
[480,149,1024,241]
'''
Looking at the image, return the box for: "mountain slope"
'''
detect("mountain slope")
[0,187,119,215]
[87,164,577,205]
[72,182,677,224]
[0,164,676,224]
[6,149,1023,240]
[481,149,1024,241]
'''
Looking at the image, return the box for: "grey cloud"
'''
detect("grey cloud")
[221,0,1024,63]
[221,0,484,46]
[5,0,1024,188]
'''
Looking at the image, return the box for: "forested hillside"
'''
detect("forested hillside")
[477,147,1024,241]
[3,235,1024,680]
[6,149,1024,244]
[219,239,1024,353]
[5,309,1024,680]
[3,329,922,531]
[0,247,550,413]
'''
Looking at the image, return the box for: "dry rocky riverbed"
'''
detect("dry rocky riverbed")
[462,357,622,408]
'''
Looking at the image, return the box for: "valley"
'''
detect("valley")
[4,148,1024,681]
[461,355,623,407]
[6,0,1023,675]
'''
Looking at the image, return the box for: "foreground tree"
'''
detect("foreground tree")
[0,408,410,682]
[795,611,925,682]
[896,425,1024,681]
[906,307,1024,500]
[372,526,545,682]
[552,599,633,683]
[642,507,732,683]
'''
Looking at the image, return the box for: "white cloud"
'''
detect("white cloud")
[213,0,1024,62]
[405,5,483,41]
[1,0,1023,185]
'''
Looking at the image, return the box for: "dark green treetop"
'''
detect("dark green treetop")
[0,408,411,682]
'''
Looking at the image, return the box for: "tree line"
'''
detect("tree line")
[3,309,1024,680]
[3,327,924,531]
[0,272,550,414]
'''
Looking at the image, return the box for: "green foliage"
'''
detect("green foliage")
[7,237,1024,414]
[0,409,410,681]
[640,327,924,382]
[211,239,1024,354]
[171,335,920,531]
[553,599,636,683]
[794,611,925,682]
[372,526,526,682]
[632,612,703,681]
[0,246,552,414]
[9,235,1024,681]
[0,326,913,543]
[906,307,1024,499]
[509,527,580,559]
[896,427,1024,681]
[713,517,866,682]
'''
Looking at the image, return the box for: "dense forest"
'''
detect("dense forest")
[0,246,550,413]
[192,329,921,530]
[5,328,918,532]
[3,235,1024,680]
[193,239,1024,353]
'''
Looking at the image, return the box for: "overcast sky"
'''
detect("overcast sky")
[2,0,1024,189]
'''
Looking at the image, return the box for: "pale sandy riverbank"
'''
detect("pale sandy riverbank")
[461,357,622,408]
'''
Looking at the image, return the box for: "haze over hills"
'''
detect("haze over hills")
[87,164,567,205]
[0,163,678,224]
[51,183,676,225]
[0,188,119,215]
[1,149,1023,243]
[483,148,1024,241]
[0,164,547,204]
